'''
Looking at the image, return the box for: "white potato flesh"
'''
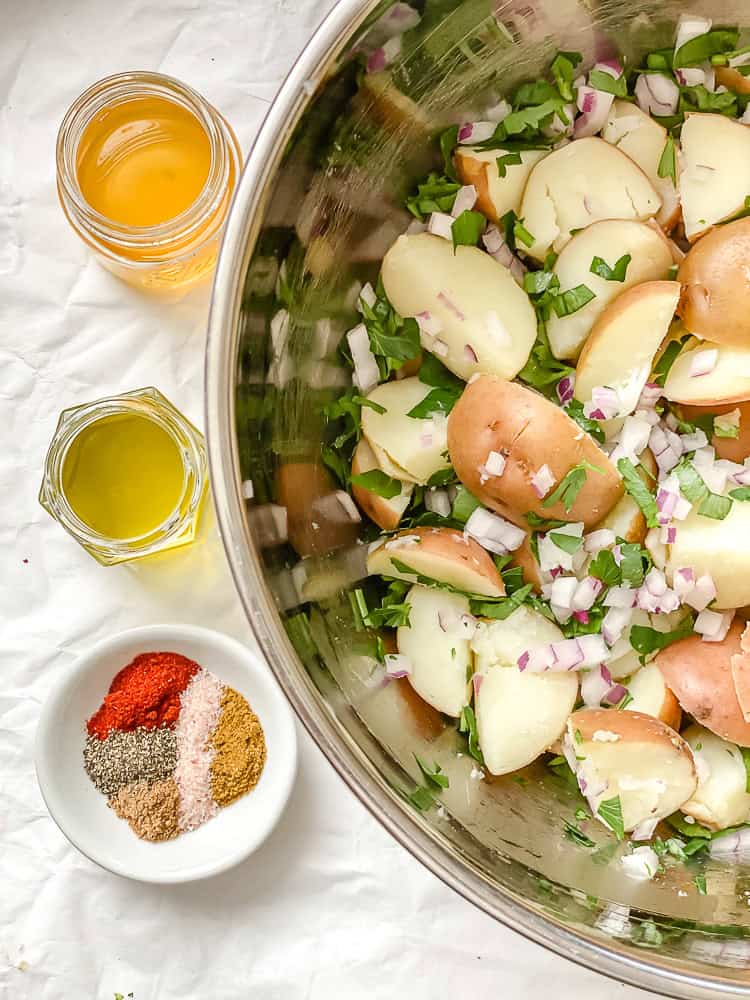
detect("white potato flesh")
[604,611,685,680]
[575,282,680,414]
[595,494,646,545]
[361,377,451,485]
[625,662,676,723]
[667,502,750,609]
[681,725,750,831]
[369,441,419,485]
[367,534,504,598]
[380,233,537,380]
[663,341,750,405]
[602,101,680,229]
[519,137,661,261]
[454,146,547,220]
[565,714,697,832]
[472,606,578,774]
[546,219,674,360]
[352,437,413,528]
[397,585,472,717]
[680,113,750,241]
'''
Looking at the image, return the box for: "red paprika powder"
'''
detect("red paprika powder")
[87,651,199,739]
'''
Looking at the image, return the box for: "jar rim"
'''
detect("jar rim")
[56,71,233,252]
[39,388,206,557]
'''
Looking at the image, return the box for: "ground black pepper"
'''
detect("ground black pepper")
[83,726,177,795]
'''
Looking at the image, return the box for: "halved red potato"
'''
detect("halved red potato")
[588,450,657,549]
[448,376,623,528]
[679,113,750,242]
[361,377,451,485]
[657,620,750,746]
[730,621,750,722]
[680,724,750,831]
[351,438,413,531]
[678,217,750,347]
[276,462,360,557]
[575,281,681,416]
[454,146,547,222]
[602,100,681,231]
[625,662,682,729]
[546,219,674,361]
[714,65,750,95]
[397,584,472,717]
[605,610,689,680]
[367,526,505,598]
[666,503,750,609]
[472,606,577,774]
[519,137,661,261]
[663,341,750,405]
[565,709,697,833]
[382,633,445,740]
[380,233,537,381]
[680,401,750,463]
[510,535,543,591]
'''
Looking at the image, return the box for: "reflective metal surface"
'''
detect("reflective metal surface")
[206,2,750,994]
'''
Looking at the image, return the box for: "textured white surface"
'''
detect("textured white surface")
[0,0,657,997]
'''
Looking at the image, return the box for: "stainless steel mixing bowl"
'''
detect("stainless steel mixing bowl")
[206,1,750,994]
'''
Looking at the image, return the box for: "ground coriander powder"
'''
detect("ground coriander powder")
[210,688,266,807]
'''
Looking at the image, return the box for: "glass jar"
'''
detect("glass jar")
[39,387,208,565]
[56,71,242,292]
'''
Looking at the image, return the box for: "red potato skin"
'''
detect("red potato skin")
[447,377,623,528]
[276,462,359,557]
[351,442,402,532]
[657,620,750,746]
[455,151,499,222]
[382,633,445,739]
[715,65,750,96]
[731,622,750,723]
[570,707,689,749]
[680,401,750,463]
[372,526,505,595]
[510,535,543,591]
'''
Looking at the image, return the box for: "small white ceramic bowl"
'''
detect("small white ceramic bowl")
[35,623,297,883]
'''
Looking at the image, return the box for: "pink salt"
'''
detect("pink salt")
[174,669,224,832]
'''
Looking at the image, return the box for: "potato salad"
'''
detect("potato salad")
[296,14,750,874]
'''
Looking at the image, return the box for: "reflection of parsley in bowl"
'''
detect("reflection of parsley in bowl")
[208,3,750,993]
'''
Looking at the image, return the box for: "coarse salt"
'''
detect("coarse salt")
[174,670,225,832]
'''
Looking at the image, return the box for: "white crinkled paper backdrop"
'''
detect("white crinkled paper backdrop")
[0,0,657,996]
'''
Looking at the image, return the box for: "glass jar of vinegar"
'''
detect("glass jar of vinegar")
[39,387,208,565]
[56,71,241,292]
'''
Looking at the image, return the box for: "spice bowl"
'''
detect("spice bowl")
[35,624,297,883]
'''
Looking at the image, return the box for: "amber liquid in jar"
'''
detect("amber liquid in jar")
[76,96,211,230]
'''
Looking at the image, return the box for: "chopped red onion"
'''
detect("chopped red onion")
[584,386,620,421]
[538,534,571,574]
[622,846,659,880]
[482,225,504,255]
[358,282,377,310]
[644,567,667,597]
[604,586,636,609]
[574,86,614,138]
[673,496,692,520]
[584,528,616,553]
[573,576,603,611]
[660,525,677,545]
[689,349,718,378]
[573,610,590,624]
[732,464,750,486]
[472,673,484,696]
[549,575,578,609]
[631,817,659,842]
[637,383,662,410]
[334,491,362,523]
[593,58,623,78]
[581,665,611,706]
[465,506,525,553]
[425,487,451,518]
[531,464,556,499]
[551,638,585,670]
[709,827,750,860]
[366,47,387,73]
[675,14,713,54]
[347,323,379,394]
[680,428,710,454]
[684,573,717,612]
[604,683,629,706]
[452,184,478,217]
[635,73,679,116]
[695,609,734,642]
[518,644,557,673]
[579,633,608,666]
[457,120,496,144]
[543,102,576,138]
[384,653,412,678]
[602,606,633,646]
[484,450,506,476]
[557,375,575,405]
[427,211,454,240]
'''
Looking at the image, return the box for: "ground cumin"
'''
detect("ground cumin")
[108,777,180,841]
[210,688,266,806]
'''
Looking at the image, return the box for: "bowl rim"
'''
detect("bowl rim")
[35,623,298,884]
[205,1,750,994]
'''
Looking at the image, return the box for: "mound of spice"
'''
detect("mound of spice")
[84,650,266,842]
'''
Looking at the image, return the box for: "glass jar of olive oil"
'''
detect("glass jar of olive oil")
[39,388,207,565]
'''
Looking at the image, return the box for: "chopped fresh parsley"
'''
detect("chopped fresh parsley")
[564,818,596,848]
[517,327,575,397]
[458,705,484,764]
[619,541,651,588]
[550,50,582,101]
[322,390,385,486]
[496,150,523,177]
[597,795,625,840]
[588,69,628,97]
[674,27,739,68]
[674,458,733,520]
[693,874,707,895]
[550,284,595,317]
[657,135,678,187]
[284,611,320,670]
[357,281,420,380]
[415,754,449,789]
[565,398,606,445]
[731,487,750,501]
[408,785,435,810]
[407,387,461,419]
[470,584,533,620]
[451,485,480,524]
[350,469,402,499]
[590,253,631,282]
[452,209,486,249]
[513,217,535,248]
[440,125,459,179]
[629,614,695,660]
[653,337,688,387]
[549,530,583,554]
[419,352,463,391]
[617,457,659,528]
[359,580,412,629]
[589,549,621,587]
[405,171,460,220]
[542,461,603,512]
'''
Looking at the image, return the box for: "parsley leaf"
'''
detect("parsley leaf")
[674,458,733,520]
[496,150,523,177]
[590,253,631,282]
[542,461,603,512]
[657,135,678,187]
[451,485,480,524]
[440,125,459,179]
[730,487,750,502]
[362,580,412,628]
[551,284,595,317]
[565,398,606,444]
[588,69,629,97]
[514,217,535,248]
[588,549,621,586]
[452,209,486,249]
[517,327,574,396]
[618,542,651,587]
[694,873,707,895]
[350,469,402,499]
[470,584,533,620]
[407,386,461,419]
[618,457,659,528]
[415,754,450,789]
[458,705,484,764]
[629,615,695,658]
[653,337,688,387]
[408,786,435,810]
[358,283,420,380]
[564,818,596,848]
[674,27,739,68]
[551,50,582,101]
[419,353,463,391]
[405,171,460,220]
[549,531,583,554]
[597,795,625,840]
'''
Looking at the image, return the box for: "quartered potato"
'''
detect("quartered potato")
[663,341,750,405]
[590,450,657,547]
[454,146,547,222]
[276,462,360,557]
[575,281,680,415]
[625,662,682,729]
[565,709,697,833]
[351,437,413,531]
[472,606,577,774]
[448,376,623,528]
[678,217,750,347]
[657,620,750,746]
[397,585,472,718]
[361,377,451,484]
[380,233,537,381]
[602,100,681,231]
[510,535,543,591]
[519,137,661,261]
[679,113,750,242]
[666,503,750,610]
[681,725,750,831]
[546,219,674,361]
[367,526,505,598]
[680,401,750,463]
